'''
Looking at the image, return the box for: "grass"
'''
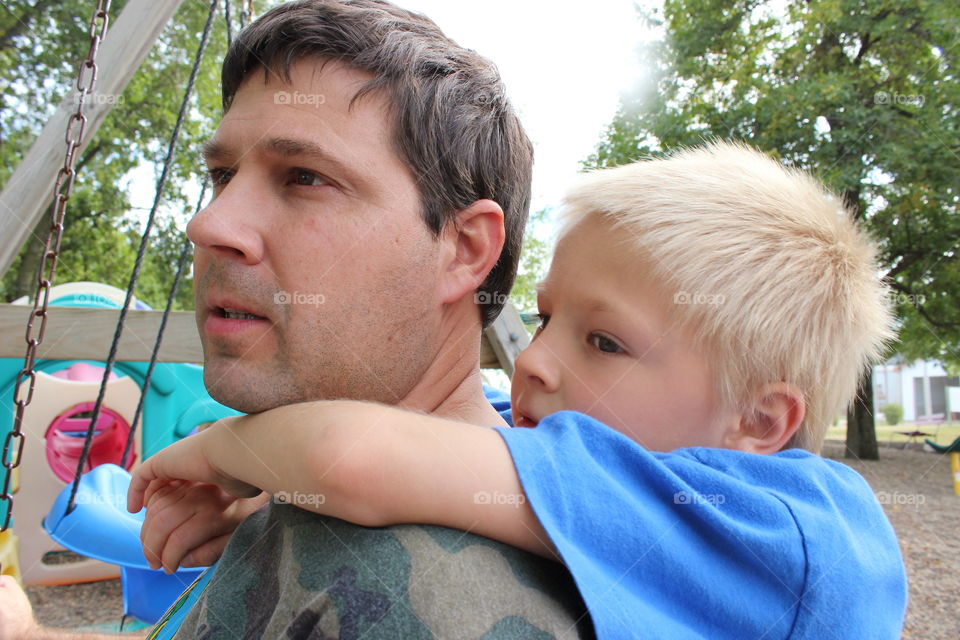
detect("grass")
[825,421,960,446]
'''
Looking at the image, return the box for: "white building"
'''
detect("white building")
[873,357,959,421]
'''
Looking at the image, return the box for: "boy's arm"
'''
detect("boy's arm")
[130,401,557,559]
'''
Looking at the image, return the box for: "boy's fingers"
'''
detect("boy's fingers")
[143,479,176,509]
[158,498,237,573]
[127,474,149,513]
[143,483,238,573]
[141,485,194,571]
[182,533,233,568]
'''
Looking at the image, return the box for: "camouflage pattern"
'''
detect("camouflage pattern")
[167,503,595,639]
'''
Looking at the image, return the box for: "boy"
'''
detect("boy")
[129,142,908,639]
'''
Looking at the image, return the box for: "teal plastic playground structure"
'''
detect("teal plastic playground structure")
[0,283,238,622]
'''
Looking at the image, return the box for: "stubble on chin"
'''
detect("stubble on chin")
[202,353,299,414]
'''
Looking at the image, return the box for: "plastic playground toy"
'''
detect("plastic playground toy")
[0,282,237,620]
[924,435,960,496]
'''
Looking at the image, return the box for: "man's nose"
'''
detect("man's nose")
[186,180,265,265]
[514,333,561,393]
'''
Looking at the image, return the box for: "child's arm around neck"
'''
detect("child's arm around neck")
[129,400,558,560]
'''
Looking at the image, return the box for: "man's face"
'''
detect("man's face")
[188,59,443,413]
[510,220,737,452]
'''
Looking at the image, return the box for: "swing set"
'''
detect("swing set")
[0,0,530,626]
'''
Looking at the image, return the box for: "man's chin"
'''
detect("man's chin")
[203,367,289,414]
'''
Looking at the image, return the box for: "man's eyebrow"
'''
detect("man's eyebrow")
[205,136,357,176]
[263,137,338,162]
[202,139,230,163]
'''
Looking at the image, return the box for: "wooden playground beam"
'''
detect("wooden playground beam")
[0,0,187,277]
[0,305,201,362]
[481,303,530,377]
[0,304,510,368]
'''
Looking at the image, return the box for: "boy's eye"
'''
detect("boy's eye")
[589,333,624,354]
[292,169,328,186]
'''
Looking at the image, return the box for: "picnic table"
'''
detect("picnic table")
[896,413,945,447]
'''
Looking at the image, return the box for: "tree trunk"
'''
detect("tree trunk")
[10,206,52,301]
[845,368,880,460]
[6,142,103,301]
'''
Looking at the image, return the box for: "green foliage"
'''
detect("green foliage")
[588,0,960,368]
[0,1,270,309]
[881,403,904,426]
[511,208,553,323]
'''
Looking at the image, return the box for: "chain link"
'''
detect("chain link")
[0,0,112,532]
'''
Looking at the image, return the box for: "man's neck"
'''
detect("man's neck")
[398,310,507,427]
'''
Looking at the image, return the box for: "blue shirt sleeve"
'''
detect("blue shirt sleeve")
[495,411,907,640]
[482,384,513,424]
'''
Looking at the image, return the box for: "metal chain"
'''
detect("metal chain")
[223,0,233,47]
[120,183,206,469]
[66,0,220,515]
[0,0,112,532]
[239,0,253,29]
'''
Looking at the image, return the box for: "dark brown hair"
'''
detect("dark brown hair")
[221,0,533,326]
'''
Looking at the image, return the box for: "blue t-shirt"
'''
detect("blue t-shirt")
[495,410,907,640]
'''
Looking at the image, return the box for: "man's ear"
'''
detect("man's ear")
[437,199,505,304]
[726,383,806,454]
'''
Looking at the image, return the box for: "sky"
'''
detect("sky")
[128,0,654,227]
[395,0,651,215]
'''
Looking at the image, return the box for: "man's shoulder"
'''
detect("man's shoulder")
[172,504,593,640]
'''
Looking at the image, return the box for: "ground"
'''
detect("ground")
[22,440,960,639]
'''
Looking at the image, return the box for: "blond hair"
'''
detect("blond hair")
[559,142,894,452]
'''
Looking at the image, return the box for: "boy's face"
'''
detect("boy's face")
[511,219,740,452]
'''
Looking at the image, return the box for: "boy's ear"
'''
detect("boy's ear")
[437,199,505,304]
[726,383,806,454]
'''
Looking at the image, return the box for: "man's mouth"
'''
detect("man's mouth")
[216,307,266,321]
[203,302,271,336]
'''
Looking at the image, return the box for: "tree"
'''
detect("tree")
[586,0,959,459]
[0,0,265,310]
[511,208,553,320]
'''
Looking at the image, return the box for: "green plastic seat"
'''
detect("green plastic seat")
[924,435,960,454]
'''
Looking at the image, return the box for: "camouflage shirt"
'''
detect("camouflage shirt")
[162,503,595,639]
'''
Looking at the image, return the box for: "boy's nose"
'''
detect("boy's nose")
[514,337,560,394]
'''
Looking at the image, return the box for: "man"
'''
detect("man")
[0,1,592,638]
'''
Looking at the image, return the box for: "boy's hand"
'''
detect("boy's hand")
[140,480,269,573]
[127,419,260,514]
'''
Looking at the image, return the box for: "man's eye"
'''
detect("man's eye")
[292,169,328,186]
[589,333,624,354]
[207,168,233,186]
[533,313,550,336]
